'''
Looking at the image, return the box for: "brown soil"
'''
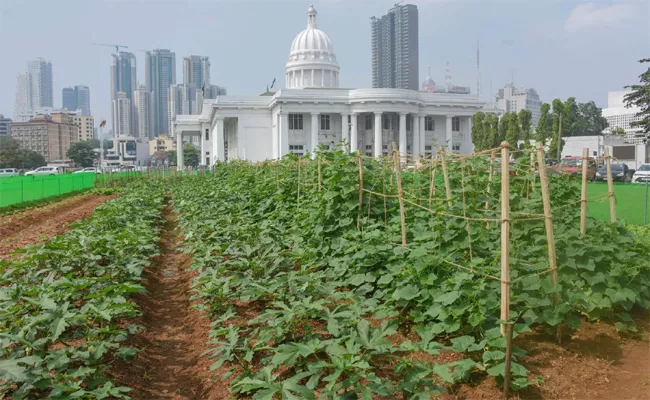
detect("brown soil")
[111,206,225,400]
[0,193,118,259]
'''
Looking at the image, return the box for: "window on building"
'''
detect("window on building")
[452,116,460,132]
[425,145,432,151]
[289,114,303,130]
[365,145,372,150]
[382,115,391,130]
[320,114,330,130]
[593,151,597,156]
[205,128,209,141]
[206,157,210,165]
[365,114,373,130]
[452,143,461,152]
[366,152,373,157]
[425,116,435,131]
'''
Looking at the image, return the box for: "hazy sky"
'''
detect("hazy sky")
[0,0,648,123]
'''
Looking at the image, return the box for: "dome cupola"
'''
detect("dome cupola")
[285,6,340,89]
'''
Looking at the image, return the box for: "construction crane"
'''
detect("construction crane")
[93,43,128,53]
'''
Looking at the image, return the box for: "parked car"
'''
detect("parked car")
[0,168,20,177]
[632,164,650,183]
[74,167,102,174]
[595,163,634,182]
[554,157,599,181]
[24,166,62,176]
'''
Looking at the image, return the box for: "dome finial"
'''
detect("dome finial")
[307,5,317,28]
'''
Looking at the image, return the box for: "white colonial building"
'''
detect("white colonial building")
[173,6,499,167]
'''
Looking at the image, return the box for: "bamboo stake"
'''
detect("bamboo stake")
[394,142,407,247]
[429,156,438,205]
[530,150,536,193]
[503,323,513,400]
[297,160,301,206]
[605,147,616,223]
[500,141,511,336]
[317,157,322,192]
[580,147,589,235]
[440,147,452,207]
[536,141,561,343]
[460,160,473,260]
[486,149,496,229]
[357,152,364,230]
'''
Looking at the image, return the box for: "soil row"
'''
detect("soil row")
[0,193,118,260]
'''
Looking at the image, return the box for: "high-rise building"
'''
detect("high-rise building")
[134,85,154,140]
[27,58,54,110]
[113,92,131,137]
[0,115,11,136]
[371,4,419,91]
[203,84,227,99]
[603,90,644,141]
[11,112,78,162]
[110,52,137,134]
[70,114,95,141]
[183,55,210,89]
[13,58,53,119]
[62,85,91,116]
[145,49,176,136]
[168,84,204,135]
[496,84,542,127]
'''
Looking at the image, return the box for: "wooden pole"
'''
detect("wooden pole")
[580,147,589,234]
[536,141,562,343]
[440,147,452,207]
[486,149,496,228]
[605,147,616,223]
[503,323,513,400]
[297,159,301,206]
[429,156,437,205]
[500,141,510,336]
[530,150,536,193]
[556,113,563,160]
[357,153,364,230]
[317,157,322,192]
[394,143,407,247]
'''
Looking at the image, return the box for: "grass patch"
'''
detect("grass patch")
[587,182,650,225]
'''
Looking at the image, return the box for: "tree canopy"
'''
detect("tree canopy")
[66,141,99,168]
[164,143,200,167]
[0,137,46,169]
[624,58,650,134]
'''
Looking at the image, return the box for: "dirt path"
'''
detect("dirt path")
[113,206,222,399]
[0,193,118,259]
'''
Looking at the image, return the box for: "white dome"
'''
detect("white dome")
[285,6,340,89]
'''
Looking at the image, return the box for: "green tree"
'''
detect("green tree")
[485,114,500,149]
[165,143,200,167]
[0,137,45,169]
[471,112,486,151]
[624,58,650,134]
[518,109,533,146]
[536,103,551,143]
[562,97,579,136]
[67,141,98,167]
[575,101,609,135]
[549,99,565,158]
[505,112,520,149]
[20,149,46,170]
[498,113,510,146]
[165,150,177,166]
[611,127,626,135]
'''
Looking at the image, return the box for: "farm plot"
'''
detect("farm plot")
[172,149,650,398]
[0,181,165,399]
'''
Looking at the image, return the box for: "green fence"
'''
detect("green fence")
[587,182,650,226]
[0,172,140,208]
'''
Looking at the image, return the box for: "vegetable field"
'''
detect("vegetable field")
[1,146,648,399]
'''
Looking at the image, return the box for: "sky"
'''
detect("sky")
[0,0,648,123]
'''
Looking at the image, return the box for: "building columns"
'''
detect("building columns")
[213,117,225,162]
[399,112,407,161]
[446,114,454,151]
[350,113,358,153]
[419,115,426,157]
[199,125,206,166]
[280,112,289,158]
[341,113,349,153]
[176,131,184,170]
[311,112,319,157]
[374,112,382,158]
[412,114,420,159]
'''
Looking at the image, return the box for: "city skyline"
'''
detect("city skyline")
[0,0,647,124]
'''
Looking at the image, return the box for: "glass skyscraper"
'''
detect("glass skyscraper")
[145,49,176,137]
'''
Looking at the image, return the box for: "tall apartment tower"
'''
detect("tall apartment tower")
[110,52,137,134]
[134,85,154,140]
[496,84,543,127]
[13,73,30,119]
[371,4,419,91]
[145,49,176,137]
[183,55,210,89]
[62,85,91,116]
[113,92,131,137]
[27,58,54,109]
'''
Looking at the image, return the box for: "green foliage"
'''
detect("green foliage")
[518,109,533,146]
[170,151,650,398]
[536,103,552,143]
[611,127,626,136]
[471,112,486,151]
[165,143,200,167]
[624,58,650,134]
[573,101,609,136]
[0,136,46,169]
[67,141,99,168]
[0,181,165,398]
[505,112,520,149]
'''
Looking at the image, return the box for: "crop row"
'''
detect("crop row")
[0,181,165,399]
[172,150,650,398]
